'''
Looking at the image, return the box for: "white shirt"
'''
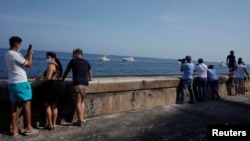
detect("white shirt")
[234,64,246,78]
[4,50,28,83]
[195,63,208,78]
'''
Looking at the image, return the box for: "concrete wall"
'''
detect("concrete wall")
[0,75,248,131]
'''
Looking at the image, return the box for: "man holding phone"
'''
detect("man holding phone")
[4,36,39,136]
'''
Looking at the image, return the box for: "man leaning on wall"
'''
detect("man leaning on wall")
[61,48,92,127]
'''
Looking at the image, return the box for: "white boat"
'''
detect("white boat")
[122,57,136,62]
[99,56,111,61]
[219,61,226,66]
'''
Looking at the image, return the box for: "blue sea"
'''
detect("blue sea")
[0,48,232,78]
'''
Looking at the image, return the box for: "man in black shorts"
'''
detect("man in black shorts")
[226,50,236,75]
[62,48,92,126]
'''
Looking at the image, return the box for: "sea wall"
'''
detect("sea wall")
[0,75,247,131]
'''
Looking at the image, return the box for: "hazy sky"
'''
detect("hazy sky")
[0,0,249,62]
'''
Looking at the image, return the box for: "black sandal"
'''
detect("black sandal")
[73,122,82,127]
[44,126,53,130]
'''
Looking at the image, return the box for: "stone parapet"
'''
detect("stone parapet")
[0,75,247,132]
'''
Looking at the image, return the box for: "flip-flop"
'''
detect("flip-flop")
[24,129,39,136]
[45,126,55,130]
[12,133,19,137]
[73,122,82,127]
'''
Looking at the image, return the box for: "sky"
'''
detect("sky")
[0,0,249,63]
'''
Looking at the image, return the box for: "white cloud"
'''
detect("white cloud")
[158,13,194,31]
[159,13,179,24]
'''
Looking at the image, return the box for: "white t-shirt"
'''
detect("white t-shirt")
[195,63,208,78]
[4,50,28,83]
[234,64,245,78]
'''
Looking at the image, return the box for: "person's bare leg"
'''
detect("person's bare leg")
[51,103,58,128]
[23,101,33,131]
[243,81,246,94]
[76,101,82,124]
[81,100,85,122]
[240,84,243,95]
[10,102,18,135]
[45,103,53,129]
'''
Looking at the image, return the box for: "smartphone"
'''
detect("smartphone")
[28,44,32,51]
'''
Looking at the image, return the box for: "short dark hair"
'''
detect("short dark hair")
[230,50,234,54]
[238,60,243,64]
[208,65,214,69]
[9,36,22,47]
[198,58,203,64]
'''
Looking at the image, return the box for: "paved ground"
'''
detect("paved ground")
[1,93,250,141]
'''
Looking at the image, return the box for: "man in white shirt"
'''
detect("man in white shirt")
[4,36,39,136]
[194,58,208,102]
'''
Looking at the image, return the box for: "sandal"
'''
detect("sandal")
[73,122,82,127]
[11,132,19,137]
[44,126,53,130]
[24,129,39,136]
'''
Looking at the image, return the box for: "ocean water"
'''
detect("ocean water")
[0,48,231,78]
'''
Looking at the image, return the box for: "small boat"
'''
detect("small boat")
[219,61,226,66]
[99,56,111,61]
[122,57,136,62]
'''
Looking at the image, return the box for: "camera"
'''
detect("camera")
[178,58,186,64]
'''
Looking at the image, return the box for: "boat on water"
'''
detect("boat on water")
[98,56,111,61]
[219,61,226,66]
[122,57,136,62]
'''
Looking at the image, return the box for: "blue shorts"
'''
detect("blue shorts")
[8,81,32,103]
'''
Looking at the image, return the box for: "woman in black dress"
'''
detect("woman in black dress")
[42,52,63,129]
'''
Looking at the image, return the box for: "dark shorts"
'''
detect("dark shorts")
[228,62,235,69]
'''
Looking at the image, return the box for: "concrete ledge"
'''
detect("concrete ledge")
[0,75,248,132]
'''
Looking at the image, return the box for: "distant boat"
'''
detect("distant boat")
[122,57,136,62]
[99,55,111,61]
[219,61,226,66]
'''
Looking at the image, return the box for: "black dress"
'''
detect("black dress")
[42,63,63,104]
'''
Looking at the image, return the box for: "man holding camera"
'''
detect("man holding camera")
[179,55,196,104]
[4,36,39,136]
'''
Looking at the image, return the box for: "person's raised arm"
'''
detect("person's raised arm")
[24,49,34,68]
[180,64,184,72]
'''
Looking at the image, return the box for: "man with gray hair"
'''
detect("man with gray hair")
[62,48,92,126]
